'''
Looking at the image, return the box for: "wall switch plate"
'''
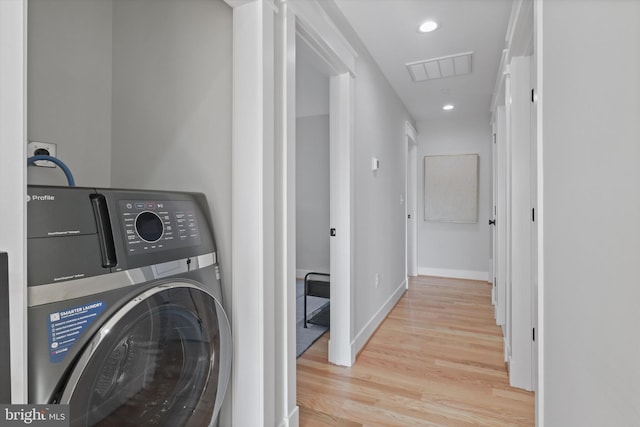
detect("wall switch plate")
[28,141,57,168]
[371,157,380,171]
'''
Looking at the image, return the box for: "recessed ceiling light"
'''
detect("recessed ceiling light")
[443,104,455,111]
[419,21,438,33]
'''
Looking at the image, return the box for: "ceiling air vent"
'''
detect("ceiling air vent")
[406,51,473,82]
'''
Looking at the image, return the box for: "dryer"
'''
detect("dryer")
[27,186,231,427]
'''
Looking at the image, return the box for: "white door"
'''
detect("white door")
[406,123,418,278]
[508,55,533,391]
[495,106,507,328]
[530,52,539,392]
[491,131,498,306]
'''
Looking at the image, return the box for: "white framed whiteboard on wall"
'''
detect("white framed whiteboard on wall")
[424,154,479,223]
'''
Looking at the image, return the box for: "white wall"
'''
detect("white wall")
[26,0,234,421]
[28,0,113,187]
[541,1,640,425]
[110,0,232,307]
[109,1,233,423]
[315,1,415,349]
[28,0,232,312]
[296,39,330,119]
[296,115,330,275]
[416,115,492,281]
[351,42,413,340]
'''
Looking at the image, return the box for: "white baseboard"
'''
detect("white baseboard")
[352,279,407,357]
[296,269,329,279]
[417,267,489,282]
[504,333,510,362]
[277,406,299,427]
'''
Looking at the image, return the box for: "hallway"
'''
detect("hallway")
[297,276,534,426]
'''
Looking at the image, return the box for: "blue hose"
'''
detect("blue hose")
[27,155,75,187]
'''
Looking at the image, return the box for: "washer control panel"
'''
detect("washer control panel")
[118,200,202,254]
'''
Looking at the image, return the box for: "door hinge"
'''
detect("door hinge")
[532,208,536,222]
[533,327,536,342]
[531,89,535,103]
[330,228,336,237]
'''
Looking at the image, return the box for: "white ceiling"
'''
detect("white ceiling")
[334,0,512,122]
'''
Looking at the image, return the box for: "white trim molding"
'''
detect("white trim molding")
[328,72,354,366]
[227,0,277,425]
[275,2,298,426]
[288,0,357,76]
[405,121,417,145]
[276,406,300,427]
[534,0,544,422]
[0,0,28,404]
[417,267,490,282]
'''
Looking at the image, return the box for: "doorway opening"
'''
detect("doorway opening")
[295,34,331,358]
[288,15,356,367]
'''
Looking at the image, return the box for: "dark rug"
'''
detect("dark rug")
[296,279,329,358]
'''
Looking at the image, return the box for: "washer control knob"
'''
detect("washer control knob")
[135,211,164,242]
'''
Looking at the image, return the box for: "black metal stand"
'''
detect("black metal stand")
[303,272,330,328]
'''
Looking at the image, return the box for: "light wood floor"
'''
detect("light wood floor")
[297,275,534,426]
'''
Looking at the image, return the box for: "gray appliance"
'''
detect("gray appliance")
[27,186,231,427]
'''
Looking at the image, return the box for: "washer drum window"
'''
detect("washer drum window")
[61,283,231,427]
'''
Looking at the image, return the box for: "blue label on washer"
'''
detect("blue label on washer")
[47,301,106,363]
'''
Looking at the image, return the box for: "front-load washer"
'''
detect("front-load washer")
[27,185,232,427]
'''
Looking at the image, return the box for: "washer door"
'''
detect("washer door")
[61,282,231,427]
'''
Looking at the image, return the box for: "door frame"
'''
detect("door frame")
[534,0,544,420]
[327,72,355,365]
[0,0,28,404]
[225,0,357,425]
[288,0,357,368]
